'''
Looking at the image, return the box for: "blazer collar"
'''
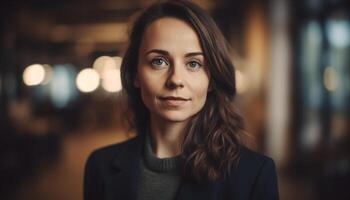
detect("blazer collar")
[111,133,144,171]
[106,134,144,200]
[108,133,226,200]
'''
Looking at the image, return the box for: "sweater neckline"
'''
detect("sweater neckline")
[143,132,184,172]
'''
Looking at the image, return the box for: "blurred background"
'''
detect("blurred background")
[0,0,349,199]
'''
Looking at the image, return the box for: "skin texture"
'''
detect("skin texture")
[134,17,210,158]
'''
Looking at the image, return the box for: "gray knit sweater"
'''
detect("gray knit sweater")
[136,134,184,200]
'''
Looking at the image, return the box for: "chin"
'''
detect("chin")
[158,111,194,123]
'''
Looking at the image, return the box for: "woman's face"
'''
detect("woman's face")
[135,17,210,123]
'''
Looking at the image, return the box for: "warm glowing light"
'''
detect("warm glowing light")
[102,68,122,92]
[76,68,100,93]
[93,56,117,76]
[112,56,123,69]
[235,70,248,94]
[324,66,336,91]
[23,64,46,86]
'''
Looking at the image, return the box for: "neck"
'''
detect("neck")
[149,114,188,158]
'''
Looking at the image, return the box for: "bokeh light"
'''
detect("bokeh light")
[49,64,77,108]
[23,64,46,86]
[92,56,117,76]
[76,68,100,93]
[324,66,337,91]
[101,68,122,92]
[326,18,350,48]
[41,64,53,85]
[112,56,123,69]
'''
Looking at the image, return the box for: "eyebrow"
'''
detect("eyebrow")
[145,49,204,57]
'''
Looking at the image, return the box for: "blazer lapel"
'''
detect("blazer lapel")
[105,135,144,200]
[102,134,228,200]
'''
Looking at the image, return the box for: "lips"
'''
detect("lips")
[159,96,190,101]
[158,96,190,106]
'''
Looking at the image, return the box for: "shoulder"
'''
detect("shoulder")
[237,146,276,173]
[85,136,139,169]
[83,136,140,199]
[227,146,279,199]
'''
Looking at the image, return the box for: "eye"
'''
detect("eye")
[187,60,202,70]
[150,58,168,69]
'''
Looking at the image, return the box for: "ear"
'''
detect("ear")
[134,75,140,88]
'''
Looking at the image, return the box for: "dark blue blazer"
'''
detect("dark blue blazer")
[84,134,279,200]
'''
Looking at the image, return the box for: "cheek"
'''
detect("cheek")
[193,75,210,99]
[198,90,209,106]
[139,87,154,113]
[193,82,210,105]
[138,76,159,106]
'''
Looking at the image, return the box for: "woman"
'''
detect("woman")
[84,0,279,200]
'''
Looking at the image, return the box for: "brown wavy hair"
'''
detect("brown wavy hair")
[120,0,244,183]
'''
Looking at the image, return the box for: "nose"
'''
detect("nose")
[165,64,184,89]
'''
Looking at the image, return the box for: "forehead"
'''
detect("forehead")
[140,17,202,53]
